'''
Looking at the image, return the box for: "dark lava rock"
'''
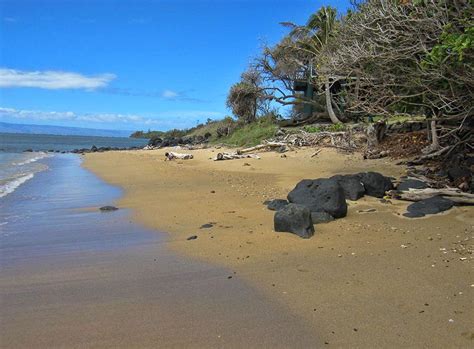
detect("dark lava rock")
[187,235,198,240]
[24,149,33,152]
[200,223,214,229]
[91,145,98,152]
[266,199,289,211]
[287,178,347,218]
[397,179,429,191]
[99,205,118,211]
[447,166,471,182]
[403,196,454,218]
[357,172,393,198]
[311,211,334,224]
[274,204,314,239]
[330,174,365,201]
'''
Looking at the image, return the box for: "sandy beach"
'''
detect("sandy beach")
[1,154,323,348]
[83,147,474,347]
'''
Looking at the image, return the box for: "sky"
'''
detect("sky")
[0,0,350,132]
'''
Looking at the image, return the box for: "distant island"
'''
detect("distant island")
[0,122,133,138]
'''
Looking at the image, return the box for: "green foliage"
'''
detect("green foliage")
[216,116,277,147]
[226,81,260,124]
[304,125,322,133]
[130,130,165,139]
[328,123,345,132]
[424,25,474,65]
[186,117,237,141]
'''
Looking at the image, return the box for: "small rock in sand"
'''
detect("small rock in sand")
[99,205,118,211]
[187,235,198,240]
[357,208,377,213]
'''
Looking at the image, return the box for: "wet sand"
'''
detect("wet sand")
[1,154,322,348]
[83,147,474,347]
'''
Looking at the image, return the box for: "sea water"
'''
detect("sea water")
[0,133,148,199]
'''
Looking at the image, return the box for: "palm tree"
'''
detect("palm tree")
[290,6,342,124]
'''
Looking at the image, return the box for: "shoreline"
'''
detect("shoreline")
[84,147,474,347]
[1,153,324,348]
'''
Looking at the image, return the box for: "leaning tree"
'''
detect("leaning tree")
[255,6,345,124]
[320,0,473,153]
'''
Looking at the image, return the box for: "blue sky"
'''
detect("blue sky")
[0,0,350,132]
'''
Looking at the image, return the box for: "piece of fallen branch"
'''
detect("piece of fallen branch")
[404,173,439,186]
[388,188,474,205]
[311,148,322,158]
[239,142,287,154]
[165,152,194,160]
[214,152,261,161]
[364,150,390,159]
[416,146,450,161]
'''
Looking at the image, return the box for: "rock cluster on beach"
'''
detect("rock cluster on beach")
[270,171,460,238]
[271,171,394,238]
[146,133,212,149]
[71,145,142,154]
[23,145,142,154]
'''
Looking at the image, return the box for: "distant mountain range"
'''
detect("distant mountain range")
[0,122,133,138]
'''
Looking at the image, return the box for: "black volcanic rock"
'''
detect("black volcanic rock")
[99,205,119,211]
[403,196,454,218]
[266,199,289,211]
[357,172,393,198]
[397,179,429,191]
[274,204,314,239]
[287,178,347,218]
[330,174,365,201]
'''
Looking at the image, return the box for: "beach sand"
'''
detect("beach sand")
[1,154,322,348]
[83,147,474,347]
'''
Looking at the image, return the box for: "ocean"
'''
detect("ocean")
[0,133,148,199]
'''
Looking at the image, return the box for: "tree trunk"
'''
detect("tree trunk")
[388,188,474,205]
[430,116,440,150]
[325,80,342,124]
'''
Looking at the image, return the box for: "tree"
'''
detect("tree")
[255,6,343,123]
[320,0,473,150]
[226,68,266,123]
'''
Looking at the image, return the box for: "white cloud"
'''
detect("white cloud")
[0,107,225,128]
[0,69,116,90]
[162,89,179,99]
[3,17,17,23]
[0,107,156,125]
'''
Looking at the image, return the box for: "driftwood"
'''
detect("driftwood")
[273,130,358,151]
[418,146,450,160]
[165,152,194,160]
[364,150,390,159]
[311,148,322,157]
[239,142,288,154]
[404,173,440,186]
[388,188,474,205]
[214,152,261,161]
[366,121,386,148]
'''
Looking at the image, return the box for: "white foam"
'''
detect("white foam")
[13,152,49,166]
[0,173,35,198]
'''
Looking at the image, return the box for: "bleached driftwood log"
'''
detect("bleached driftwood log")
[364,150,390,159]
[278,131,358,150]
[239,142,287,154]
[311,148,322,157]
[165,152,194,160]
[388,188,474,205]
[214,152,261,161]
